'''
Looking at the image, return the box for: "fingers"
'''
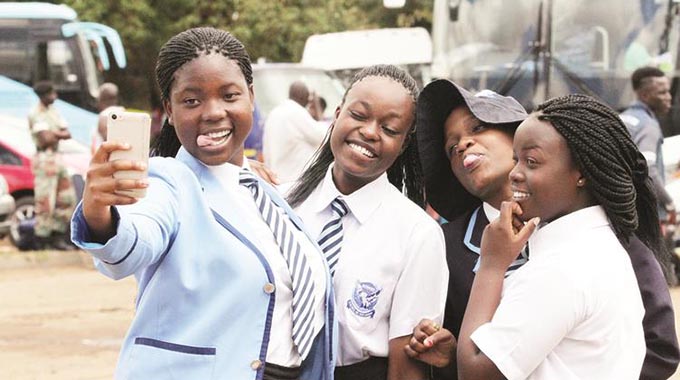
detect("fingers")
[517,216,540,243]
[92,141,130,164]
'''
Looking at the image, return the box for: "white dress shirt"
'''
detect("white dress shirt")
[471,206,645,379]
[208,160,326,367]
[263,99,328,183]
[292,165,449,365]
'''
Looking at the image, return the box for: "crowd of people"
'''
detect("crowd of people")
[40,25,680,379]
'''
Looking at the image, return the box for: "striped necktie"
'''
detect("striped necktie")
[317,197,349,278]
[239,170,316,359]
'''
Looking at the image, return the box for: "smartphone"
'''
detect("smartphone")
[106,111,151,198]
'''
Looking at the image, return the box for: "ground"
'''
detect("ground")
[1,242,680,379]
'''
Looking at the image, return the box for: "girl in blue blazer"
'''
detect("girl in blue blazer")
[71,27,335,380]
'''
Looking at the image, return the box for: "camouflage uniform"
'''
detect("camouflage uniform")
[28,104,76,239]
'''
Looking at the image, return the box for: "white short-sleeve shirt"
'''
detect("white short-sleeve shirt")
[292,165,449,365]
[470,206,645,380]
[208,160,326,368]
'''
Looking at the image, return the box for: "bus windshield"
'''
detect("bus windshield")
[432,0,680,110]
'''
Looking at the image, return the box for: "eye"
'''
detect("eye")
[183,98,199,106]
[526,157,538,167]
[512,154,518,163]
[446,143,458,159]
[224,92,239,100]
[381,125,399,136]
[471,123,487,133]
[349,110,367,121]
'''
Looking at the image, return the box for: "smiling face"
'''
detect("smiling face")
[164,54,254,166]
[510,115,589,223]
[444,106,515,209]
[329,76,414,194]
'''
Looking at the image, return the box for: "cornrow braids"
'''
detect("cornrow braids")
[150,27,252,158]
[287,64,425,208]
[536,94,668,269]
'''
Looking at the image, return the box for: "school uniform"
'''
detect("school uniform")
[71,147,336,380]
[470,206,645,380]
[435,204,680,380]
[293,165,448,379]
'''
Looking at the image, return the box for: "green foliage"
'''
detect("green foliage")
[58,0,432,108]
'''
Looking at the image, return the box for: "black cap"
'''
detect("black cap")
[416,79,528,220]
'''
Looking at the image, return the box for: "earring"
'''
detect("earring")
[577,178,585,186]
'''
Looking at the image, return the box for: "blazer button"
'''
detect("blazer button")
[251,359,263,370]
[263,282,276,294]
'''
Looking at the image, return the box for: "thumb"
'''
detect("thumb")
[517,217,540,243]
[424,328,453,347]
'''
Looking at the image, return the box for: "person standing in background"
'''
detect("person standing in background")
[263,81,328,183]
[28,81,76,250]
[96,82,126,143]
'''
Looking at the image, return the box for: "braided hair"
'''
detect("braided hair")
[536,94,668,269]
[150,27,253,157]
[287,64,424,208]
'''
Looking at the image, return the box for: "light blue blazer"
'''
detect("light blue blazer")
[71,148,336,380]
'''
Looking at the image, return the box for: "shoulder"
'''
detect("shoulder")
[148,157,196,184]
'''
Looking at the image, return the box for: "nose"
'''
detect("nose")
[455,136,474,155]
[359,120,380,141]
[202,98,227,122]
[509,162,523,183]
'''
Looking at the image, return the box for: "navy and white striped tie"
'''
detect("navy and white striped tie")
[239,170,316,359]
[317,197,349,278]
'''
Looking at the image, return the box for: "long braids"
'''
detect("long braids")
[150,27,253,157]
[287,64,424,208]
[536,94,668,269]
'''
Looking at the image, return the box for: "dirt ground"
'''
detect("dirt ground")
[1,246,680,379]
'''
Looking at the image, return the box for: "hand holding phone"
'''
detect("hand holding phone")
[106,111,151,198]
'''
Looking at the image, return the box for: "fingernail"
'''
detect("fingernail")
[139,179,149,187]
[138,162,147,170]
[533,217,541,226]
[424,338,433,347]
[122,143,130,149]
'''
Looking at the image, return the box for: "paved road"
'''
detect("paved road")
[1,256,680,379]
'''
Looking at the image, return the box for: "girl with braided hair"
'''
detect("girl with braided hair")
[71,27,335,380]
[287,65,448,380]
[455,94,650,379]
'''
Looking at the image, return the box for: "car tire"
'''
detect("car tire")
[9,196,35,249]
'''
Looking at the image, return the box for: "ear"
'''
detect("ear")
[248,84,255,113]
[334,105,341,120]
[163,99,174,126]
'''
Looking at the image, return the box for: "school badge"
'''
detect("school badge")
[347,280,382,318]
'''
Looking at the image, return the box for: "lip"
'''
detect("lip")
[346,139,378,159]
[196,128,233,150]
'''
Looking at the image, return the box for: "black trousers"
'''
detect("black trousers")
[335,357,388,380]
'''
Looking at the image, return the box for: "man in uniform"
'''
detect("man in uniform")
[28,81,77,250]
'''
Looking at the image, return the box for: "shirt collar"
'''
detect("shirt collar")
[205,156,250,187]
[312,164,388,224]
[631,100,657,120]
[529,205,610,258]
[482,202,500,222]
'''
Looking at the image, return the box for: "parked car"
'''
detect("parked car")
[0,114,89,248]
[0,174,15,237]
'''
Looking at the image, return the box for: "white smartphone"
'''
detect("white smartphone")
[106,111,151,198]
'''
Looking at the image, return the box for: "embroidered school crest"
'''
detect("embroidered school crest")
[347,280,382,318]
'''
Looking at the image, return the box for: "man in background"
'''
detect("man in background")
[28,81,76,250]
[263,81,328,182]
[96,82,125,142]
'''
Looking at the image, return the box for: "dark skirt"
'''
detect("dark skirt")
[263,362,301,380]
[335,356,388,380]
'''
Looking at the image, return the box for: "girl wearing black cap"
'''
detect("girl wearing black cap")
[287,64,448,380]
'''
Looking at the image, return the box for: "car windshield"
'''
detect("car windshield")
[253,67,345,119]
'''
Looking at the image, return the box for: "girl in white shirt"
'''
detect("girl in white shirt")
[456,94,655,379]
[286,65,449,380]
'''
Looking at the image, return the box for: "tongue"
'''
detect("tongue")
[197,135,216,147]
[463,154,481,168]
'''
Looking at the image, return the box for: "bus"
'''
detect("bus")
[431,0,680,135]
[0,2,126,111]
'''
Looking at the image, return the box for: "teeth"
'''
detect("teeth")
[207,130,231,138]
[349,143,376,158]
[513,191,530,200]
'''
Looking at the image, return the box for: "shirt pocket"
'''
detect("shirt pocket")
[124,337,216,379]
